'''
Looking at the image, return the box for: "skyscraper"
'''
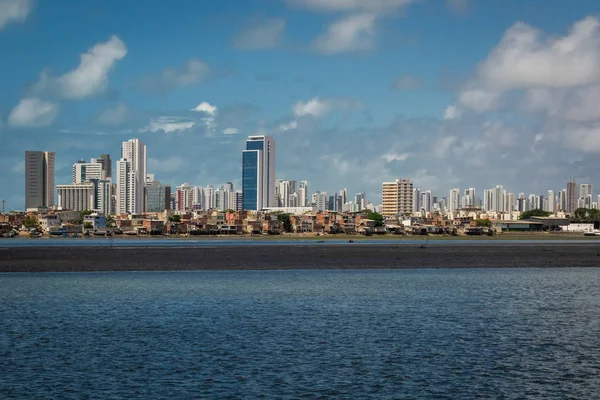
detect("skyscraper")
[242,135,275,210]
[382,179,414,216]
[91,154,112,180]
[296,181,308,207]
[25,151,55,210]
[448,188,460,213]
[547,190,555,213]
[116,139,146,214]
[566,180,578,214]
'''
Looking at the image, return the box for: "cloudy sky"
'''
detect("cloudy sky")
[1,0,600,210]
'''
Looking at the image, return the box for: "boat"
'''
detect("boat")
[583,230,600,236]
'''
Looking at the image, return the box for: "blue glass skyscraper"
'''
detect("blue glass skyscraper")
[242,135,275,210]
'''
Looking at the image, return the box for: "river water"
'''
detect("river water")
[1,268,599,399]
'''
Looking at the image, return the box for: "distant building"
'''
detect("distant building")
[25,151,55,210]
[116,139,146,214]
[72,161,103,184]
[57,183,95,211]
[566,180,578,214]
[146,181,171,212]
[382,179,414,216]
[242,135,275,210]
[90,154,112,180]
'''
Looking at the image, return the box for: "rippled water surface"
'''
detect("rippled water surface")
[1,269,599,399]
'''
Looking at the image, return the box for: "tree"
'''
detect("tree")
[225,209,235,214]
[277,214,293,233]
[168,215,181,223]
[572,208,600,222]
[519,209,551,220]
[79,210,93,222]
[475,218,492,227]
[366,211,384,227]
[83,222,93,229]
[23,216,38,229]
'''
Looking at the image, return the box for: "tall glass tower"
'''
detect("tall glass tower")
[242,135,275,210]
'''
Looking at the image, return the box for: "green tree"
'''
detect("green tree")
[367,211,384,227]
[572,208,600,222]
[277,214,293,233]
[519,209,551,220]
[475,218,492,227]
[225,209,235,214]
[83,222,93,229]
[168,215,181,223]
[23,215,39,229]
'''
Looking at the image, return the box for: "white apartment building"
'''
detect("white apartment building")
[116,139,146,214]
[57,183,95,212]
[72,162,103,184]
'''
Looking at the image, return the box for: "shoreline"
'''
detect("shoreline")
[2,243,600,272]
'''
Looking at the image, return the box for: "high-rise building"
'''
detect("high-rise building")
[116,139,146,214]
[492,185,507,213]
[296,181,308,207]
[91,154,112,180]
[547,190,555,213]
[448,188,460,213]
[25,151,55,210]
[421,190,432,213]
[506,192,515,212]
[412,188,421,212]
[382,179,414,216]
[176,183,193,211]
[72,161,103,184]
[146,181,171,212]
[566,180,578,214]
[242,135,276,210]
[355,192,366,211]
[96,180,114,215]
[579,184,592,209]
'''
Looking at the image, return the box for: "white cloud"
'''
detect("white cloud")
[443,105,462,120]
[391,74,423,90]
[278,120,298,132]
[285,0,415,12]
[142,59,211,92]
[8,98,59,128]
[191,101,218,115]
[0,0,33,30]
[33,35,127,99]
[458,89,500,112]
[148,157,184,173]
[314,13,377,54]
[10,159,24,173]
[96,103,131,126]
[232,18,286,50]
[223,128,239,135]
[139,117,195,134]
[476,17,600,91]
[382,152,413,162]
[293,97,332,117]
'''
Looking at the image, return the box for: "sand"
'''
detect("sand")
[1,243,600,272]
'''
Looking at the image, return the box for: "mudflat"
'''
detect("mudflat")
[1,243,600,272]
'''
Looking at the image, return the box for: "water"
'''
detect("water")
[1,237,599,248]
[1,269,599,399]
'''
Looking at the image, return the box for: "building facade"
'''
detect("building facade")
[116,139,146,214]
[25,151,55,210]
[382,179,414,216]
[57,183,95,211]
[242,135,276,210]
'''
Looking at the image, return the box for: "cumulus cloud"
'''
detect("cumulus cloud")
[223,128,239,135]
[293,97,332,117]
[391,74,423,90]
[96,103,131,126]
[142,59,211,93]
[139,116,195,134]
[443,105,462,120]
[32,35,127,99]
[0,0,33,30]
[232,18,286,50]
[458,89,500,112]
[8,98,59,128]
[285,0,415,12]
[278,120,299,132]
[191,101,218,115]
[314,13,377,54]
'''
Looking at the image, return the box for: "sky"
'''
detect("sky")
[1,0,600,210]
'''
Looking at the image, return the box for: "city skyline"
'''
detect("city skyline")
[3,1,600,210]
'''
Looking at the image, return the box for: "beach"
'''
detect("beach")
[1,242,600,272]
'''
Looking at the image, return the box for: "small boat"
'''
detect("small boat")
[583,230,600,236]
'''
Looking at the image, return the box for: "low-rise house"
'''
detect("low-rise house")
[143,220,165,235]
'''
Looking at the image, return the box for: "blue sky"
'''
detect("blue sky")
[1,0,600,210]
